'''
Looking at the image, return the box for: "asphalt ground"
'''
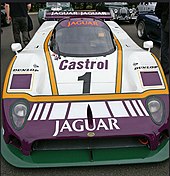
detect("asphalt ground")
[1,13,169,176]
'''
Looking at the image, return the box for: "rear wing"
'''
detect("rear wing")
[44,11,114,21]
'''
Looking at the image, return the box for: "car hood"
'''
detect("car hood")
[145,14,160,23]
[4,21,167,97]
[6,49,165,97]
[50,53,118,95]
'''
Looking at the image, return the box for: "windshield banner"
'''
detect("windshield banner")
[45,11,113,20]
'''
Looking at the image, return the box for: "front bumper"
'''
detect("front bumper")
[2,94,169,167]
[1,133,169,168]
[2,95,169,155]
[115,14,137,21]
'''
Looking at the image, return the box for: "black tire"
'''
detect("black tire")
[137,20,147,39]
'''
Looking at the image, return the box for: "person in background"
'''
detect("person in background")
[5,2,31,47]
[155,2,169,75]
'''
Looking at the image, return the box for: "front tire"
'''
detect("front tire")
[137,21,147,39]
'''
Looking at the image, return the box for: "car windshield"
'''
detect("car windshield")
[50,18,115,57]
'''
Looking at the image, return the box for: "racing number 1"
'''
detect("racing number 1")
[78,72,91,94]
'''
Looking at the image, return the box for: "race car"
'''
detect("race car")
[38,2,74,24]
[1,14,169,168]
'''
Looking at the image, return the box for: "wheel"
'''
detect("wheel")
[137,21,147,39]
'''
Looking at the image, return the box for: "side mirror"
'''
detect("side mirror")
[143,41,153,51]
[11,43,22,54]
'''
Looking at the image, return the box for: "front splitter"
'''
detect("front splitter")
[1,135,169,168]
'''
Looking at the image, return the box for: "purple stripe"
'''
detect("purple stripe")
[27,103,37,121]
[129,100,138,117]
[122,101,131,117]
[105,101,114,117]
[32,103,39,120]
[136,100,146,116]
[10,74,32,89]
[140,71,162,86]
[46,103,54,120]
[38,103,46,120]
[65,103,71,120]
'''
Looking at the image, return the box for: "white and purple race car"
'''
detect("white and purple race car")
[2,13,169,167]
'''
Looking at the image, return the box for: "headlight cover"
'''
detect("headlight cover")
[10,100,29,130]
[146,96,165,125]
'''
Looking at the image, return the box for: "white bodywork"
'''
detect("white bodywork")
[7,20,165,96]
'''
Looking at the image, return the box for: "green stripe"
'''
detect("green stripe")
[1,133,169,168]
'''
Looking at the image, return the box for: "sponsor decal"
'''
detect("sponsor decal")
[59,59,108,70]
[49,11,110,16]
[52,53,60,60]
[53,118,120,136]
[33,64,39,68]
[13,68,39,72]
[67,20,99,27]
[27,100,149,137]
[134,65,158,70]
[133,62,138,66]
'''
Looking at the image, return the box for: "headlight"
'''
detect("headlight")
[146,97,165,125]
[10,100,29,130]
[114,9,118,13]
